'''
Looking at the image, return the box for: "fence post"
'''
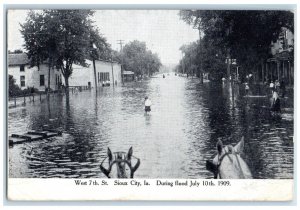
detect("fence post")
[23,94,26,105]
[32,94,35,102]
[14,97,16,107]
[40,93,42,101]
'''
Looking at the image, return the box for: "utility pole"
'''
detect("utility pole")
[198,25,203,84]
[226,22,233,80]
[92,43,98,93]
[117,40,124,84]
[226,55,231,80]
[93,58,97,92]
[111,54,115,87]
[117,40,124,51]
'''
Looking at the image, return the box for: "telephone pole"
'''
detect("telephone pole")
[117,40,124,51]
[117,40,124,84]
[198,26,203,84]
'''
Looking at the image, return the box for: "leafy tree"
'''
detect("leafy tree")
[21,10,109,90]
[121,40,162,77]
[179,10,294,81]
[177,37,227,81]
[179,42,199,77]
[8,75,21,97]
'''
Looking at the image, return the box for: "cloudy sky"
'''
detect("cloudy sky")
[7,10,199,65]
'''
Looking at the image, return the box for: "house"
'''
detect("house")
[68,59,122,88]
[8,53,122,91]
[264,28,294,84]
[8,53,63,91]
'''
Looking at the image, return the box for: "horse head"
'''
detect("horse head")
[100,147,140,178]
[207,137,252,179]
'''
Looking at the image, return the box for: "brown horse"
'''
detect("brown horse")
[100,147,140,178]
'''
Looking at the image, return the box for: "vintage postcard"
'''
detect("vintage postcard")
[6,7,294,201]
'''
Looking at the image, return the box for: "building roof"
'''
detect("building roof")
[8,53,30,66]
[95,59,120,64]
[8,53,119,66]
[123,71,134,75]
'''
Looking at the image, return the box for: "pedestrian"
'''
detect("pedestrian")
[269,81,274,92]
[144,96,152,114]
[245,83,250,96]
[280,80,286,98]
[271,90,281,113]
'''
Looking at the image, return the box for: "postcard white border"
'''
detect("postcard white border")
[2,0,299,205]
[7,179,293,201]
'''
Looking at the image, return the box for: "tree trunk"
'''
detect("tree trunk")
[64,75,69,96]
[261,59,264,83]
[226,56,231,79]
[200,71,203,84]
[93,59,97,92]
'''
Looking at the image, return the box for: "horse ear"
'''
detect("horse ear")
[216,139,223,155]
[107,147,113,161]
[127,147,133,159]
[235,136,244,153]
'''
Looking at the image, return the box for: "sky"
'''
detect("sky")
[7,10,199,65]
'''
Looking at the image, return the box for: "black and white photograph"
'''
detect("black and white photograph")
[5,6,295,201]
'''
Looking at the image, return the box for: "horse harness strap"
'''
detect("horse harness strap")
[217,152,245,179]
[100,155,140,178]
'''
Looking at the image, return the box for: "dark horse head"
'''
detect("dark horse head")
[100,147,140,178]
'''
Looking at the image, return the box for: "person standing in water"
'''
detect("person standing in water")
[271,90,281,113]
[144,96,152,114]
[245,83,250,96]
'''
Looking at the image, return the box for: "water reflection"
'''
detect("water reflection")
[8,74,293,178]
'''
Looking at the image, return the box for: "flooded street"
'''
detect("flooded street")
[8,74,294,179]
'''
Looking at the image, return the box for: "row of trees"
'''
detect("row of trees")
[177,10,294,82]
[113,40,162,77]
[20,10,162,90]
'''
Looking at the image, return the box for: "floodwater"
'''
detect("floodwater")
[8,73,294,179]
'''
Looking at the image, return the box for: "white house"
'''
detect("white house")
[68,59,122,88]
[8,53,63,91]
[8,53,122,91]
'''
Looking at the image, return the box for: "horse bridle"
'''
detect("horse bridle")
[100,152,140,178]
[217,151,245,179]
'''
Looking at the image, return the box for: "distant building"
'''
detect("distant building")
[122,71,135,82]
[8,53,62,91]
[8,53,122,91]
[264,28,294,84]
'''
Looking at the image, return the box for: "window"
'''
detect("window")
[20,76,25,87]
[40,75,45,86]
[99,72,110,82]
[100,72,104,81]
[20,65,25,72]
